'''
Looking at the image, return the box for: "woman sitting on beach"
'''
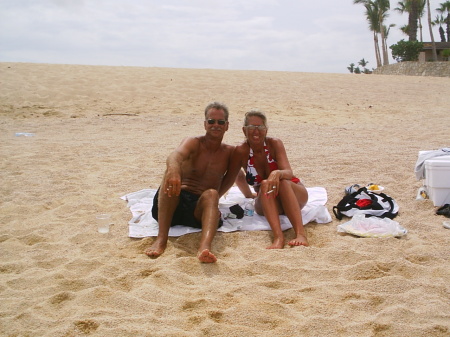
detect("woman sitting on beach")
[220,110,309,248]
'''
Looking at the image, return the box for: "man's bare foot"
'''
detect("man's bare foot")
[288,235,309,247]
[197,249,217,263]
[266,236,284,249]
[144,239,167,257]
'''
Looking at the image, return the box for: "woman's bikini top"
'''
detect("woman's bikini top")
[246,141,300,187]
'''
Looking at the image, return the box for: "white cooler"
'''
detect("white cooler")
[424,155,450,206]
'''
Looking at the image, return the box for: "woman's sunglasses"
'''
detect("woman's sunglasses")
[246,125,267,131]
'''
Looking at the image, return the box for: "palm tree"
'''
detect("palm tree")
[398,23,415,39]
[384,23,396,47]
[359,58,370,68]
[354,0,391,66]
[408,0,420,41]
[417,0,426,42]
[417,0,428,42]
[365,2,383,66]
[395,1,410,38]
[347,63,356,73]
[395,0,426,41]
[427,0,438,60]
[437,1,450,42]
[433,14,447,41]
[376,0,391,65]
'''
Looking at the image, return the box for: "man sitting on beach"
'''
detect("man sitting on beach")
[145,102,234,263]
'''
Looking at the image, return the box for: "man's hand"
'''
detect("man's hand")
[164,170,181,197]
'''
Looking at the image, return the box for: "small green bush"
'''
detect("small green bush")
[442,49,450,60]
[390,40,424,62]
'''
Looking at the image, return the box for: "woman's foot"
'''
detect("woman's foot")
[288,235,309,247]
[266,236,285,249]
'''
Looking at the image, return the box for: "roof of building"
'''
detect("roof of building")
[422,42,450,50]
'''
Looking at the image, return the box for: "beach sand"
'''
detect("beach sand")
[1,62,449,336]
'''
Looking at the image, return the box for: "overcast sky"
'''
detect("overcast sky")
[0,0,444,73]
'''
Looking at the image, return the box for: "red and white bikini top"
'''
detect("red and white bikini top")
[246,141,300,187]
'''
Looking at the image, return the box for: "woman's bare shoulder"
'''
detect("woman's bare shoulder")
[266,136,283,145]
[266,137,287,160]
[235,141,250,154]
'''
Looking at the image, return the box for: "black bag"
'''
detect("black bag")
[229,204,244,219]
[333,187,399,220]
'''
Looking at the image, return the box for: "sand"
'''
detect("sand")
[0,62,449,337]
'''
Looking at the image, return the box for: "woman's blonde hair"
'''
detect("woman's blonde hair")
[244,110,267,127]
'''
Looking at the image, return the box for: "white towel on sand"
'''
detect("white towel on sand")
[121,186,332,238]
[414,147,450,180]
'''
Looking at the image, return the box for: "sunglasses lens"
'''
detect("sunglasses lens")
[247,125,266,131]
[207,119,226,125]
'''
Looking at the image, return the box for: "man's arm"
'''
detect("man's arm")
[164,137,198,197]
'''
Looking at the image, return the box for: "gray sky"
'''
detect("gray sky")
[0,0,444,73]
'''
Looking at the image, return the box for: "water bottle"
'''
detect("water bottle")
[244,201,254,216]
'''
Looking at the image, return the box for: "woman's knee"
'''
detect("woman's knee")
[279,179,295,192]
[293,184,308,207]
[279,179,291,189]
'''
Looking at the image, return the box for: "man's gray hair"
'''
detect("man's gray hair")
[204,102,229,121]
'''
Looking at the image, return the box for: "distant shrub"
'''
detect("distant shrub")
[347,58,372,74]
[442,49,450,61]
[390,40,424,62]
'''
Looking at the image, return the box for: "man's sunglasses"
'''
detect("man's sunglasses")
[207,119,227,125]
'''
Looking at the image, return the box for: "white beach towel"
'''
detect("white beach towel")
[121,186,332,238]
[414,147,450,180]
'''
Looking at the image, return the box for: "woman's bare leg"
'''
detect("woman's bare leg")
[256,180,285,249]
[235,169,256,198]
[278,180,309,246]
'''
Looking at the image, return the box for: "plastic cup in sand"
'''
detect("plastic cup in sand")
[96,213,111,233]
[15,132,35,137]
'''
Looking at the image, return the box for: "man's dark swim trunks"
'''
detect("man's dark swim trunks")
[152,187,222,229]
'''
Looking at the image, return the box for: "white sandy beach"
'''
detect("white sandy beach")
[0,62,449,336]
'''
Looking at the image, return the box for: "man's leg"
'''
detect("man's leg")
[144,182,180,257]
[194,189,220,263]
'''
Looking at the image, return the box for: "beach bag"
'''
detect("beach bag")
[333,187,399,220]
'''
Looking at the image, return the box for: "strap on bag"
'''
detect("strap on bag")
[374,192,397,218]
[333,187,398,220]
[333,188,361,220]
